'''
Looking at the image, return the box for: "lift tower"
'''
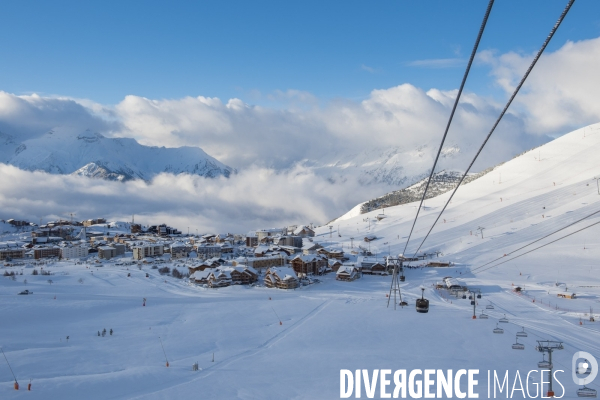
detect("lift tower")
[535,340,563,397]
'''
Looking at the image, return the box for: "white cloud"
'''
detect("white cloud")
[0,91,117,140]
[0,163,373,233]
[479,37,600,135]
[110,83,535,173]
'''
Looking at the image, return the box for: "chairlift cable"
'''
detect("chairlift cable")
[410,0,576,258]
[472,208,600,273]
[477,219,600,274]
[402,0,495,255]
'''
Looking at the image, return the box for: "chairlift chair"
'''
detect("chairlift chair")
[479,311,489,319]
[486,304,494,310]
[493,323,504,334]
[416,287,429,313]
[516,327,528,338]
[499,314,509,323]
[462,294,467,299]
[468,295,473,300]
[538,354,552,369]
[577,387,597,398]
[512,336,525,350]
[477,294,482,299]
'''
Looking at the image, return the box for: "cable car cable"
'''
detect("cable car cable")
[410,0,576,258]
[402,0,495,255]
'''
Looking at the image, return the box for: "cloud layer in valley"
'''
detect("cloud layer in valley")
[0,164,367,233]
[1,38,599,231]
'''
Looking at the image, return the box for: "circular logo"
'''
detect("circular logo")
[572,351,598,385]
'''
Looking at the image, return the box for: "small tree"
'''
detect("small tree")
[47,279,53,284]
[32,269,39,275]
[23,279,27,285]
[172,269,182,279]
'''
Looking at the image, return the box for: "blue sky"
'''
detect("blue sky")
[1,0,599,105]
[2,1,600,230]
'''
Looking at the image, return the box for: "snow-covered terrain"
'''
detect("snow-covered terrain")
[304,142,469,187]
[1,124,600,399]
[0,128,234,181]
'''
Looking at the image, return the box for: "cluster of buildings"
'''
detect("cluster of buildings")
[2,217,407,289]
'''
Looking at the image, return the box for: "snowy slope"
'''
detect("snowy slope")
[1,124,600,399]
[0,128,234,181]
[327,123,600,262]
[305,143,467,187]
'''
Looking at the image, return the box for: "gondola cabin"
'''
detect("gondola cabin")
[416,287,429,313]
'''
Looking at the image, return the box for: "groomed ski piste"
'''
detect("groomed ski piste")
[1,124,600,399]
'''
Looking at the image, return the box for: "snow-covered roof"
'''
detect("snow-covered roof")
[268,266,297,280]
[336,266,356,275]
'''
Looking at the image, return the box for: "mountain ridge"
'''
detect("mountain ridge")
[0,128,235,181]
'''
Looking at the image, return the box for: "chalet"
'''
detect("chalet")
[225,266,258,285]
[187,262,215,275]
[254,245,271,257]
[207,269,232,288]
[317,248,344,260]
[215,234,235,244]
[302,242,323,255]
[363,262,387,275]
[264,267,299,289]
[364,235,377,242]
[293,225,315,238]
[328,259,343,272]
[232,255,284,270]
[275,245,299,256]
[336,265,360,281]
[290,254,327,277]
[191,270,211,284]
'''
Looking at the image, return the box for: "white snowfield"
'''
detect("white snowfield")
[1,124,600,399]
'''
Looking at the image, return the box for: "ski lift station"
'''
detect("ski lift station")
[443,277,465,290]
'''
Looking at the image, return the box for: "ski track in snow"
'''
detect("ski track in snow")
[128,300,332,399]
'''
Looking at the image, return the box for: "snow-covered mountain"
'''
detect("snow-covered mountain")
[329,122,600,258]
[304,142,468,187]
[0,128,234,181]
